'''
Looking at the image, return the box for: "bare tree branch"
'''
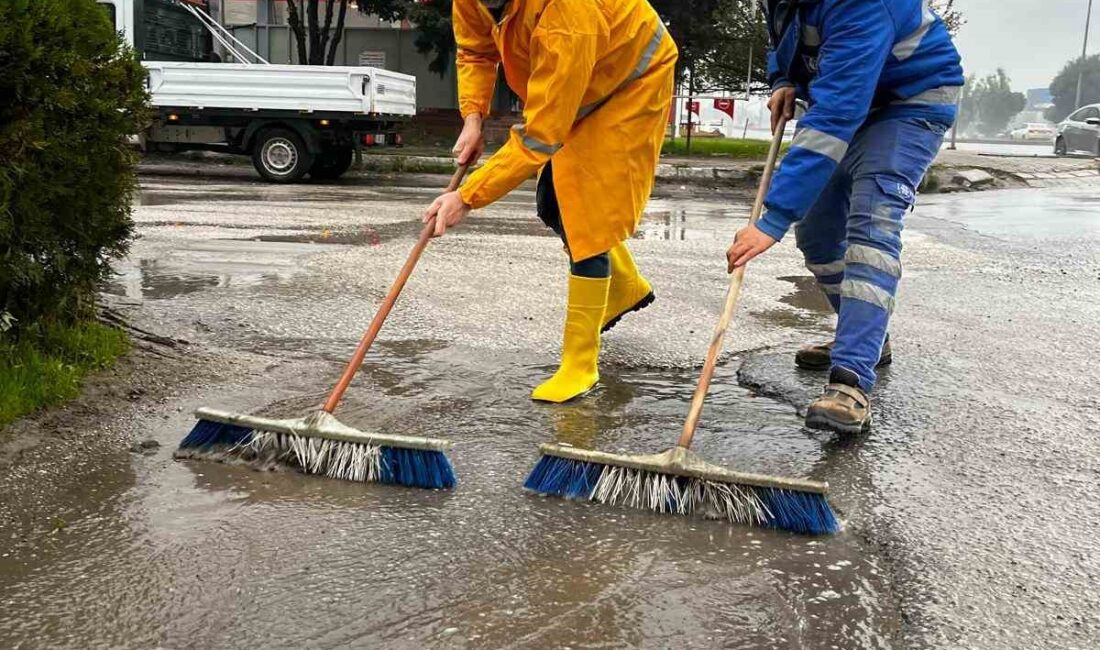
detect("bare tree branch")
[326,0,350,66]
[307,0,322,65]
[285,0,308,64]
[319,0,337,63]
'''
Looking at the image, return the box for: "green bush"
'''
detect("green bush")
[0,0,149,334]
[0,320,129,428]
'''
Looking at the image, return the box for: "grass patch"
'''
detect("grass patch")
[662,137,789,159]
[0,321,129,429]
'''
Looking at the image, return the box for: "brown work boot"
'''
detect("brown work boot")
[805,368,872,434]
[795,335,893,371]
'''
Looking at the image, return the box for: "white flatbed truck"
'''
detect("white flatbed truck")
[98,0,417,182]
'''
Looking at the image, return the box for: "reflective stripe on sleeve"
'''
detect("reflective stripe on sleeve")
[819,282,842,295]
[791,128,849,162]
[577,20,667,120]
[841,279,895,312]
[894,85,961,106]
[892,0,934,61]
[511,124,562,155]
[845,244,902,278]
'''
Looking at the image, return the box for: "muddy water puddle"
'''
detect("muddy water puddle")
[1,340,898,649]
[9,176,912,647]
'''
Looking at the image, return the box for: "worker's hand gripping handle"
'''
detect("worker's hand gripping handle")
[322,164,470,414]
[677,118,787,448]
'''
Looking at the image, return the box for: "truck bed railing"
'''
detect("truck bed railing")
[176,0,269,65]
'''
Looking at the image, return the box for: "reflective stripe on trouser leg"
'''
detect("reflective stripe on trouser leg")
[795,166,851,314]
[806,260,844,313]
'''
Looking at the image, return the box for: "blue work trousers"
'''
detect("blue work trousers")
[795,115,948,391]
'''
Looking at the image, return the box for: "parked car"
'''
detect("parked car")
[1055,104,1100,156]
[1010,123,1056,141]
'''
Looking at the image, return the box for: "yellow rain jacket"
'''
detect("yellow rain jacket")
[453,0,677,261]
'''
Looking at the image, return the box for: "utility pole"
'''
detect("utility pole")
[1075,0,1094,110]
[948,87,962,150]
[742,2,758,139]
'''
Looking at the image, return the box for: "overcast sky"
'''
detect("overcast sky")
[952,0,1096,91]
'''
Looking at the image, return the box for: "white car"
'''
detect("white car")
[1055,104,1100,156]
[1010,123,1056,141]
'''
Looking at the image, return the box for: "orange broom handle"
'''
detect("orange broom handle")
[677,119,787,448]
[323,164,470,413]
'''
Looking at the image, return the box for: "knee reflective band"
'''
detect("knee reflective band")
[531,275,610,403]
[805,259,846,277]
[845,244,901,278]
[840,279,896,313]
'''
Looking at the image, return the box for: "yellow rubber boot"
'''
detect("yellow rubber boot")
[531,275,610,403]
[602,243,654,332]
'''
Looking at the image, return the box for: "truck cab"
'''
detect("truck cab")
[98,0,416,182]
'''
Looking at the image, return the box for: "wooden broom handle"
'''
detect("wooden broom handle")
[677,119,787,448]
[323,164,470,413]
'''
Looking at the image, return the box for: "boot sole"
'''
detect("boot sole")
[601,291,655,333]
[805,411,872,435]
[795,353,893,372]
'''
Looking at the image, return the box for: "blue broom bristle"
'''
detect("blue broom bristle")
[757,488,840,536]
[378,446,456,490]
[179,418,254,448]
[523,454,600,499]
[524,454,840,536]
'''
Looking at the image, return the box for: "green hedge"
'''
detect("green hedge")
[0,0,149,334]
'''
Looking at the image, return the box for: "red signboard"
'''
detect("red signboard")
[684,100,700,115]
[713,98,735,118]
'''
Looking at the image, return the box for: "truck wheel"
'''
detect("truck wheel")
[252,128,314,183]
[309,146,354,180]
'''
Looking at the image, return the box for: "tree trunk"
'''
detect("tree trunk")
[285,0,308,64]
[319,0,336,64]
[326,0,350,66]
[307,0,323,65]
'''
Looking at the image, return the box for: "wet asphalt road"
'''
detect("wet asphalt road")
[1,171,1098,649]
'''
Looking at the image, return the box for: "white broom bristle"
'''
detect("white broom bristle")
[231,430,385,482]
[590,465,772,525]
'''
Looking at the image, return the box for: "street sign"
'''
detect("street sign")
[714,98,735,118]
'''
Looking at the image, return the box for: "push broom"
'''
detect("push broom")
[174,166,470,489]
[524,121,840,534]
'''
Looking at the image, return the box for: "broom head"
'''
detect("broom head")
[524,443,839,535]
[175,407,455,489]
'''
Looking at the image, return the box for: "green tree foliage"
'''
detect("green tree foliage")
[961,69,1026,137]
[1046,54,1100,123]
[692,0,769,94]
[0,0,148,334]
[404,0,456,75]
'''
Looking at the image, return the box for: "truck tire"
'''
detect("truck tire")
[252,128,314,182]
[309,146,354,180]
